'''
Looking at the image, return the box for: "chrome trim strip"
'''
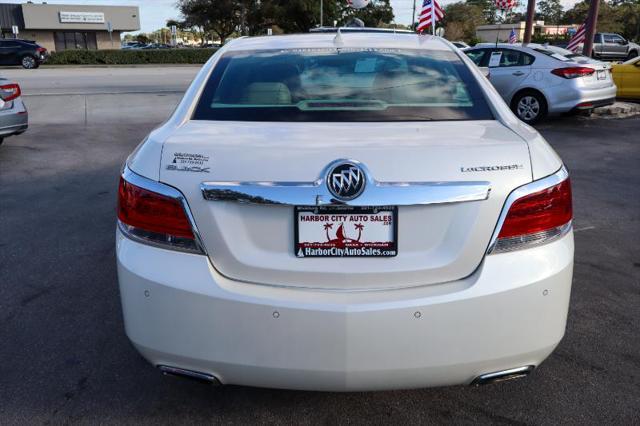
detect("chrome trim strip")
[201,159,491,207]
[121,166,207,255]
[486,165,570,254]
[472,365,534,385]
[158,365,220,385]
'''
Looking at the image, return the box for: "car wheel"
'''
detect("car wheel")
[628,50,638,60]
[512,91,547,124]
[21,55,37,69]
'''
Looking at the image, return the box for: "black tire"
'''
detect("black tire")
[21,55,37,69]
[511,90,548,125]
[627,50,638,60]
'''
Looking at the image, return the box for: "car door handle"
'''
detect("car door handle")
[512,71,525,76]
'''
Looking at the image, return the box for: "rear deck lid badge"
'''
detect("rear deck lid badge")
[327,162,366,200]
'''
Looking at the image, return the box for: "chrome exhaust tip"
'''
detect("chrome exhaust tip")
[471,365,534,386]
[158,365,221,385]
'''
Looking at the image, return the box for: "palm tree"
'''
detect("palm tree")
[354,223,364,241]
[323,223,333,241]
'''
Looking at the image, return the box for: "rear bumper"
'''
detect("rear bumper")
[117,229,574,391]
[571,97,616,111]
[547,82,617,114]
[0,99,28,137]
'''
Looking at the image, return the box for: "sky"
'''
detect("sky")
[1,0,581,33]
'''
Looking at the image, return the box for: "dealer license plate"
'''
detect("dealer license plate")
[294,206,397,258]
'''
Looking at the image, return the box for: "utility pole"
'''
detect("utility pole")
[320,0,323,27]
[582,0,600,57]
[523,0,536,43]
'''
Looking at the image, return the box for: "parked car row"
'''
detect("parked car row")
[121,42,219,50]
[122,42,173,50]
[463,42,618,123]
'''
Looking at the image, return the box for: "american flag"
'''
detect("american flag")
[509,28,517,44]
[417,0,444,33]
[567,21,587,52]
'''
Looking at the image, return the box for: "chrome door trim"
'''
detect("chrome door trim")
[201,159,491,207]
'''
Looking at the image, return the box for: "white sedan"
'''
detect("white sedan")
[465,43,616,123]
[117,33,574,391]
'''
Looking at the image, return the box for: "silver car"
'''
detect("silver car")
[464,43,616,123]
[0,78,28,145]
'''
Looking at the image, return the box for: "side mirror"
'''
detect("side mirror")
[621,39,629,46]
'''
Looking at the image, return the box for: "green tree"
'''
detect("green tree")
[467,0,499,24]
[166,19,182,29]
[342,0,394,28]
[612,0,640,41]
[177,0,242,44]
[135,34,151,44]
[442,2,486,42]
[562,0,625,35]
[537,0,564,24]
[255,0,393,34]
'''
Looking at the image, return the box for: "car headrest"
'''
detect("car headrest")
[242,82,292,105]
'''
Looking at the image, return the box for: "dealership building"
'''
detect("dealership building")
[0,2,140,52]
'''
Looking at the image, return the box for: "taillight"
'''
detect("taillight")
[36,47,47,53]
[117,170,203,253]
[0,84,21,102]
[551,67,595,79]
[489,168,572,253]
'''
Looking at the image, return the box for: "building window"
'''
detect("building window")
[54,32,97,52]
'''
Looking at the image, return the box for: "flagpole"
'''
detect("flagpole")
[432,9,435,36]
[495,9,503,47]
[412,0,417,31]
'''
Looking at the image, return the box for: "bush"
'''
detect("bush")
[47,48,217,65]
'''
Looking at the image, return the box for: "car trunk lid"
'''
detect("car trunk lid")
[159,120,532,290]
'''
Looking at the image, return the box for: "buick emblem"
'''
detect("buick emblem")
[327,162,366,200]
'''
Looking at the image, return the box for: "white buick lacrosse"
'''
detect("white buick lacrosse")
[117,32,573,391]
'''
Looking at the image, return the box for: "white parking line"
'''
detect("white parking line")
[574,226,596,233]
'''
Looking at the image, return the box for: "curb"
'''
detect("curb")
[592,101,640,118]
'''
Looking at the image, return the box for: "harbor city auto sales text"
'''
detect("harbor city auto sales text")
[299,214,392,224]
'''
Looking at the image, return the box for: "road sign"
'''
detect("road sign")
[106,21,113,48]
[171,25,177,35]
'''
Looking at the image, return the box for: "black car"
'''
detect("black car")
[0,39,48,69]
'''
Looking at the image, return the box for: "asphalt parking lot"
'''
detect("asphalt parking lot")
[1,72,639,423]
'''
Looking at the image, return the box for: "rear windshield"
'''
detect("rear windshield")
[533,48,572,62]
[192,48,493,122]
